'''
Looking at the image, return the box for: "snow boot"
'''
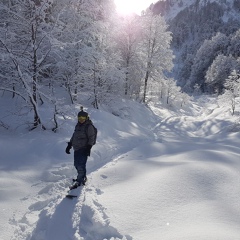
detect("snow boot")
[72,176,87,185]
[69,181,80,190]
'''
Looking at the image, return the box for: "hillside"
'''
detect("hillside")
[1,96,240,239]
[152,0,240,93]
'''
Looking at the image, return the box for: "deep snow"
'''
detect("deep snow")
[0,96,240,240]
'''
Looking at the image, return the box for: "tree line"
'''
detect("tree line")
[163,0,240,94]
[0,0,189,131]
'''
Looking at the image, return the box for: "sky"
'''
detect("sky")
[114,0,156,15]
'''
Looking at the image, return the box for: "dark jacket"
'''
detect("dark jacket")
[70,120,95,151]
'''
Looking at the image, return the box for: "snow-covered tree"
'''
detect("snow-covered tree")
[179,91,192,108]
[52,0,106,103]
[188,32,229,92]
[114,15,143,99]
[139,10,174,103]
[228,29,240,58]
[163,78,180,105]
[224,69,240,97]
[219,70,240,115]
[0,0,124,130]
[0,0,58,129]
[54,0,123,107]
[205,54,237,94]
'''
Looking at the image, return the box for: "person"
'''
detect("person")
[65,109,96,189]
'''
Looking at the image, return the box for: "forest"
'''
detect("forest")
[153,0,240,94]
[1,0,240,131]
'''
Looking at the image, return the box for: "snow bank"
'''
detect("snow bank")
[1,96,240,240]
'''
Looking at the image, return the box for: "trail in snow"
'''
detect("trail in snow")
[8,107,154,240]
[10,163,132,240]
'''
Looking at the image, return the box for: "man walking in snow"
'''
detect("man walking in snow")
[65,108,96,189]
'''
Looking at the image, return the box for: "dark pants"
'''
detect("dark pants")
[74,149,88,184]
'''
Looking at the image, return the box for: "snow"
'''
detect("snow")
[164,0,238,21]
[1,96,240,240]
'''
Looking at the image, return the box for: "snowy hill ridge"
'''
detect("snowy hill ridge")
[153,0,238,20]
[152,0,240,92]
[1,96,240,239]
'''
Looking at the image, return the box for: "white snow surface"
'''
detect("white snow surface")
[1,96,240,240]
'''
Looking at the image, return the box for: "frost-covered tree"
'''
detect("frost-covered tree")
[0,0,58,129]
[81,0,124,108]
[139,10,174,103]
[114,15,143,99]
[219,70,240,115]
[162,0,240,92]
[228,29,240,58]
[188,32,229,92]
[0,0,123,130]
[224,69,240,93]
[205,54,237,94]
[179,91,191,108]
[55,0,123,107]
[88,32,124,109]
[163,78,181,105]
[52,0,105,103]
[218,90,237,116]
[179,53,194,87]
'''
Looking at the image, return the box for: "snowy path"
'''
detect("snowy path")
[9,142,140,240]
[7,109,153,240]
[9,157,134,240]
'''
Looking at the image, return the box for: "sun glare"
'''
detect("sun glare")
[114,0,153,15]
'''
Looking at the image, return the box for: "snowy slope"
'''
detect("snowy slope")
[156,0,239,21]
[1,96,240,240]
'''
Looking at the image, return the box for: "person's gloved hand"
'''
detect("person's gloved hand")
[65,142,72,154]
[85,145,92,156]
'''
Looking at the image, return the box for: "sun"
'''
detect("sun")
[114,0,153,15]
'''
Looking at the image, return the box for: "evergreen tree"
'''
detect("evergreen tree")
[188,32,228,92]
[205,54,237,94]
[228,29,240,58]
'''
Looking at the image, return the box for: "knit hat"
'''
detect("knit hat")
[78,110,88,118]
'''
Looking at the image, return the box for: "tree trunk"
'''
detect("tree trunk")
[31,23,45,130]
[143,69,150,103]
[12,83,15,98]
[125,57,130,95]
[92,65,99,109]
